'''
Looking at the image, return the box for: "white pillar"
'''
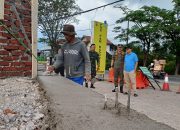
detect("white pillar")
[31,0,38,79]
[0,0,4,20]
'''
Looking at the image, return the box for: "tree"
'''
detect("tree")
[38,0,81,56]
[114,6,161,66]
[155,1,180,75]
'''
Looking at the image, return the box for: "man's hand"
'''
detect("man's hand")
[47,65,55,72]
[85,74,91,81]
[96,66,99,71]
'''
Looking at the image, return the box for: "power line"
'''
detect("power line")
[76,23,116,32]
[55,0,124,20]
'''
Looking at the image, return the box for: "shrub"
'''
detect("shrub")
[164,61,176,75]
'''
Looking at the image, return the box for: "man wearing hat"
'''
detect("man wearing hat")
[48,24,91,85]
[111,44,125,93]
[124,44,138,97]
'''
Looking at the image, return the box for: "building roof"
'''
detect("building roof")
[81,35,113,45]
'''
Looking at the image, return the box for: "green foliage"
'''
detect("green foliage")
[164,61,176,74]
[38,0,81,56]
[114,2,180,74]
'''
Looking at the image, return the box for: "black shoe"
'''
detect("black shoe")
[120,86,123,93]
[90,86,95,89]
[134,93,138,97]
[124,92,128,95]
[90,84,95,89]
[120,90,124,93]
[112,89,116,92]
[85,83,88,88]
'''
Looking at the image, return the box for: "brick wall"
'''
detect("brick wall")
[0,0,32,78]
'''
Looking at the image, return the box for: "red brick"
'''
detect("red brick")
[0,73,7,77]
[23,11,31,15]
[23,4,31,10]
[0,39,8,43]
[2,67,15,71]
[15,20,20,27]
[9,14,16,19]
[24,62,32,66]
[24,71,32,76]
[3,56,18,61]
[4,15,10,20]
[23,22,31,26]
[18,32,24,38]
[0,62,9,66]
[4,45,19,50]
[0,50,9,55]
[2,33,11,38]
[5,21,11,27]
[23,40,28,45]
[25,27,31,32]
[22,67,32,71]
[11,62,24,66]
[4,10,11,15]
[21,56,29,61]
[8,72,23,76]
[4,4,11,9]
[10,39,19,44]
[0,26,5,31]
[19,46,26,51]
[23,18,31,23]
[11,51,23,56]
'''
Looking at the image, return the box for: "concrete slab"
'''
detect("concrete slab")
[93,80,180,130]
[38,75,175,130]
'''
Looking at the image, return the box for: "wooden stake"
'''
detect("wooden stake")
[127,89,131,115]
[115,87,118,108]
[103,94,107,109]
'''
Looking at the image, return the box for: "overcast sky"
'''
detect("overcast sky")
[38,0,174,49]
[74,0,174,44]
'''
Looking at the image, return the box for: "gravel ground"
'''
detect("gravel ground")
[0,77,55,130]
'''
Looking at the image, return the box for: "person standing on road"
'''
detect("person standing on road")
[124,44,138,97]
[111,44,124,93]
[86,44,100,88]
[48,24,91,85]
[54,47,65,76]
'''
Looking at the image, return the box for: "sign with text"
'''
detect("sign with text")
[92,21,107,74]
[139,67,154,79]
[0,0,4,19]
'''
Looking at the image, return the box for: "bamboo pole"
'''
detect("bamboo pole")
[31,0,38,79]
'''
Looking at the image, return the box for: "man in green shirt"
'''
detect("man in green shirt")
[111,44,124,93]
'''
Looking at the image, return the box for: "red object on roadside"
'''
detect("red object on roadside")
[162,73,170,91]
[176,85,180,94]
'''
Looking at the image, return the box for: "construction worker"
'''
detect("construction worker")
[111,44,124,93]
[86,44,100,88]
[48,24,91,85]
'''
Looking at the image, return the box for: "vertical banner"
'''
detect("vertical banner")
[0,0,4,19]
[92,21,107,74]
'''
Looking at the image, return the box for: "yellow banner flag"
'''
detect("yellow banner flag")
[92,21,107,74]
[0,0,4,20]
